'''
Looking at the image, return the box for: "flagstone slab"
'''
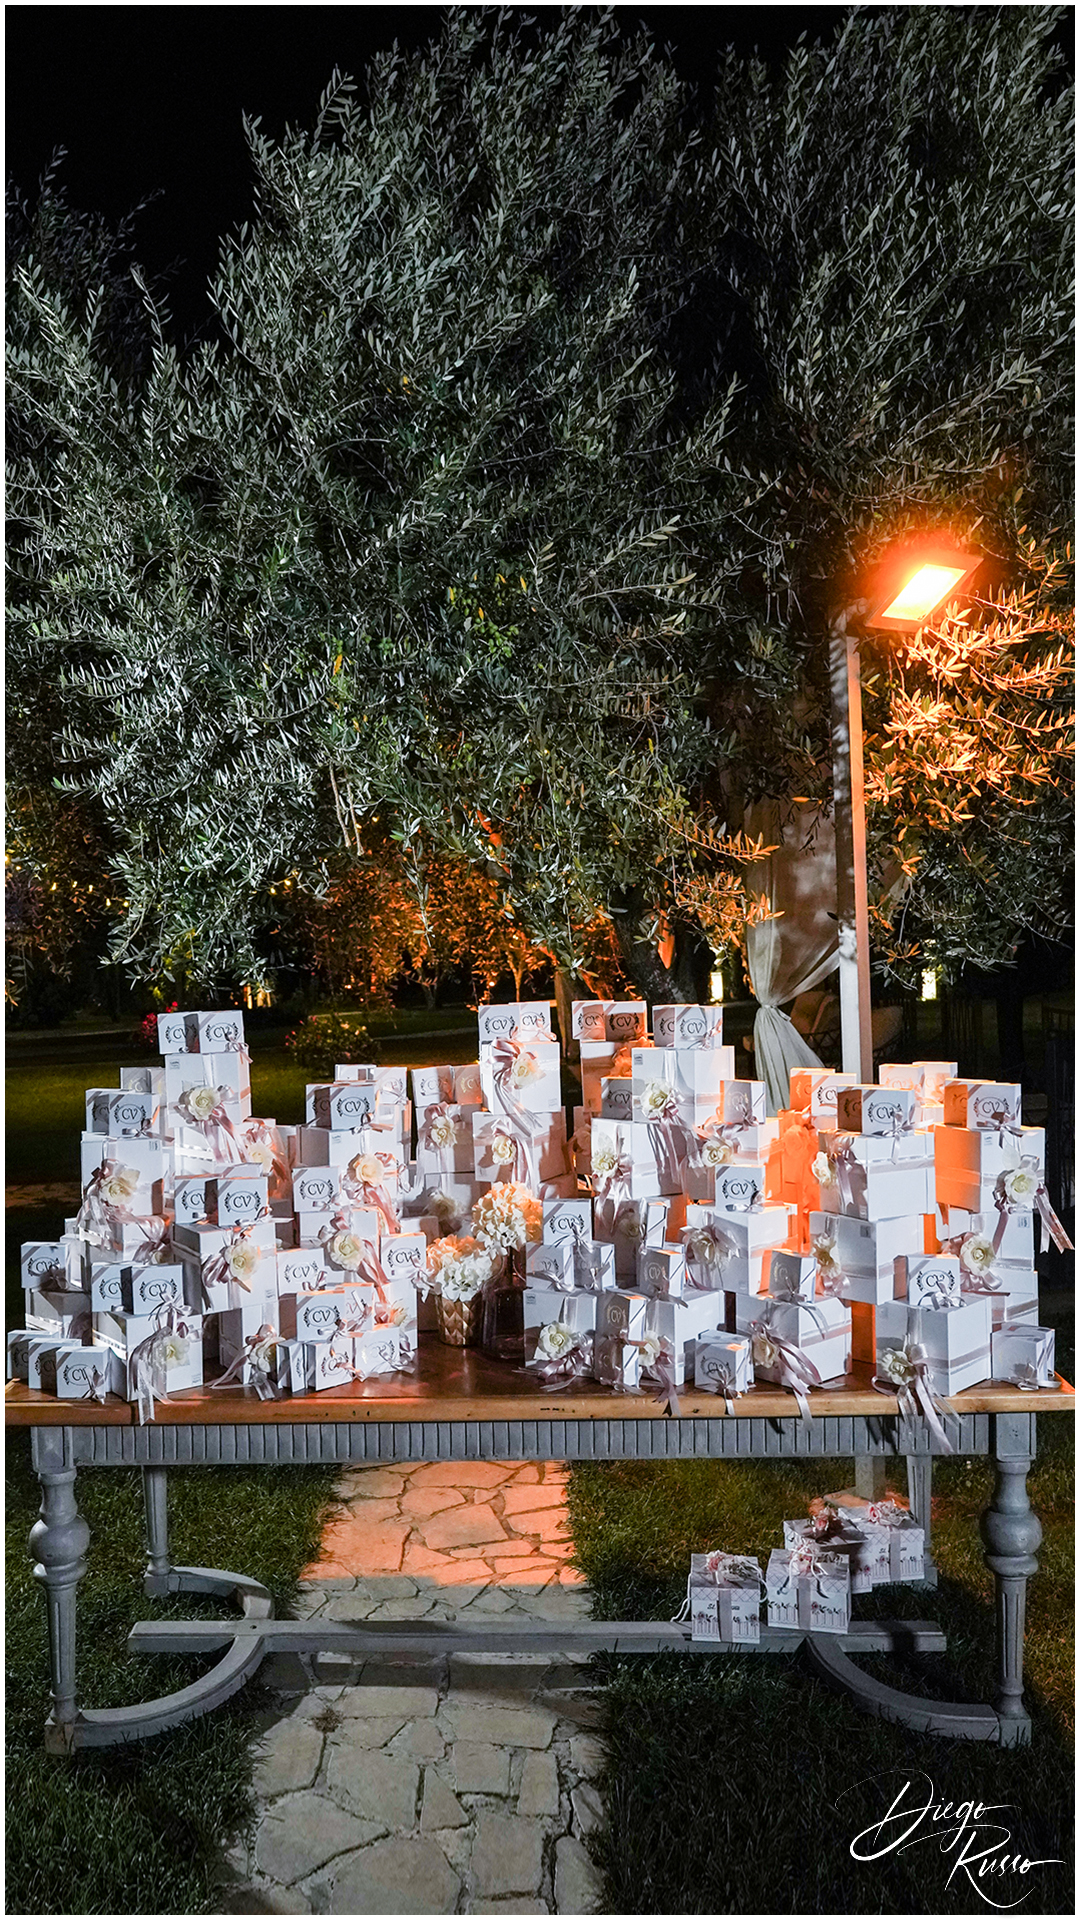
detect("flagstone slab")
[420,1503,508,1551]
[253,1794,384,1884]
[251,1717,324,1797]
[420,1767,470,1830]
[439,1701,557,1749]
[400,1485,466,1517]
[451,1741,513,1794]
[470,1812,546,1897]
[333,1468,408,1499]
[324,1749,420,1828]
[554,1834,603,1913]
[500,1484,568,1514]
[413,1461,517,1486]
[516,1749,561,1817]
[307,1515,411,1576]
[320,1835,461,1915]
[335,1686,441,1719]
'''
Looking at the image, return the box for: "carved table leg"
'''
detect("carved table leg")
[142,1467,171,1597]
[29,1428,90,1755]
[980,1412,1041,1747]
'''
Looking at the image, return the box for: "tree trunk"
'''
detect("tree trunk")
[671,920,715,1003]
[553,965,591,1059]
[610,891,684,1005]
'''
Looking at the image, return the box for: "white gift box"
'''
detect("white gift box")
[291,1165,343,1213]
[768,1249,818,1304]
[215,1297,281,1370]
[471,1109,568,1182]
[212,1167,270,1228]
[643,1290,724,1384]
[411,1064,456,1112]
[836,1084,918,1137]
[682,1213,775,1294]
[766,1547,850,1633]
[415,1106,476,1175]
[476,1001,554,1046]
[88,1259,127,1313]
[411,1179,488,1234]
[353,1326,410,1378]
[594,1196,668,1277]
[713,1163,768,1213]
[165,1050,251,1129]
[379,1233,426,1298]
[809,1212,923,1305]
[938,1206,1035,1271]
[693,1333,752,1396]
[157,1009,195,1054]
[55,1344,126,1400]
[523,1285,597,1360]
[876,1297,993,1396]
[782,1516,876,1594]
[879,1060,957,1126]
[943,1080,1022,1130]
[570,1000,608,1042]
[543,1196,592,1244]
[7,1330,36,1383]
[636,1243,688,1298]
[186,1010,246,1054]
[86,1087,160,1137]
[991,1324,1056,1387]
[337,1064,408,1104]
[574,1240,617,1291]
[123,1262,186,1317]
[311,1334,361,1391]
[173,1216,278,1311]
[747,1297,851,1384]
[895,1251,962,1307]
[598,1078,634,1121]
[296,1126,406,1170]
[272,1339,313,1394]
[526,1241,574,1287]
[652,1004,725,1049]
[818,1131,934,1221]
[24,1285,91,1337]
[592,1290,650,1386]
[60,1233,90,1289]
[571,999,649,1044]
[579,1041,629,1116]
[107,1214,170,1263]
[480,1039,562,1115]
[687,1553,761,1643]
[310,1081,385,1132]
[633,1048,728,1109]
[121,1064,166,1099]
[95,1310,205,1394]
[174,1175,214,1227]
[20,1242,67,1290]
[292,1287,369,1345]
[934,1126,1045,1212]
[789,1070,857,1130]
[79,1134,168,1216]
[315,1209,382,1263]
[820,1492,926,1584]
[278,1245,328,1295]
[26,1337,86,1391]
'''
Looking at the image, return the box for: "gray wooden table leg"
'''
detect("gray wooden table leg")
[29,1428,89,1756]
[854,1457,888,1501]
[906,1453,937,1585]
[980,1412,1041,1747]
[142,1467,171,1597]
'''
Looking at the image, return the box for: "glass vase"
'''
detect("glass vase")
[435,1289,483,1348]
[480,1247,526,1363]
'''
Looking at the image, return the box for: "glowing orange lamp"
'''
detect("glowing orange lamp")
[866,546,981,632]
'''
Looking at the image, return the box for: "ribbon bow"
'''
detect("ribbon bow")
[985,1105,1024,1150]
[872,1339,957,1454]
[865,1497,907,1528]
[240,1119,291,1199]
[524,1325,596,1389]
[811,1231,849,1300]
[172,1088,246,1164]
[341,1152,400,1234]
[128,1304,198,1424]
[130,1219,170,1267]
[201,1222,260,1304]
[684,1224,735,1288]
[914,1275,964,1313]
[750,1308,822,1427]
[420,1103,459,1156]
[701,1359,741,1415]
[639,1333,682,1418]
[75,1161,137,1248]
[211,1324,282,1401]
[826,1136,867,1214]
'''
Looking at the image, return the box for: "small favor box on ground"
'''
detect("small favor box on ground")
[820,1492,926,1583]
[766,1547,850,1633]
[693,1332,752,1397]
[783,1513,877,1594]
[875,1297,992,1396]
[991,1324,1056,1387]
[687,1552,762,1643]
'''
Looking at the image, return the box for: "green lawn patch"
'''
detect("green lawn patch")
[567,1395,1074,1915]
[6,1431,337,1916]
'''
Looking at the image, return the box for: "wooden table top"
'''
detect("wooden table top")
[5,1341,1074,1427]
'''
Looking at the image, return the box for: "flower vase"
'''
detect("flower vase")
[480,1247,527,1363]
[435,1289,483,1348]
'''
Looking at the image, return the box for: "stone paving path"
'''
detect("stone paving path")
[218,1461,607,1915]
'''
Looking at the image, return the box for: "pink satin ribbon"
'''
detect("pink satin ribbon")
[201,1223,260,1304]
[240,1119,291,1199]
[750,1308,822,1427]
[872,1341,956,1454]
[75,1161,134,1248]
[128,1304,199,1423]
[341,1153,401,1233]
[173,1091,247,1165]
[211,1325,282,1401]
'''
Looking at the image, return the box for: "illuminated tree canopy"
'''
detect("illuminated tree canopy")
[6,6,1073,998]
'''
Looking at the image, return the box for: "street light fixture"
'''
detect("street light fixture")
[831,545,982,1082]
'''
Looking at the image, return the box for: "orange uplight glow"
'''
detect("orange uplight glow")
[878,564,968,624]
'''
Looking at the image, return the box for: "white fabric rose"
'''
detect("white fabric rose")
[641,1081,674,1119]
[490,1134,517,1164]
[509,1050,541,1087]
[537,1321,576,1359]
[350,1154,384,1187]
[101,1166,141,1207]
[185,1085,219,1122]
[811,1151,834,1187]
[700,1137,732,1168]
[959,1233,996,1277]
[751,1327,778,1368]
[638,1332,663,1368]
[877,1345,915,1387]
[428,1115,457,1150]
[812,1235,841,1278]
[591,1146,618,1179]
[1002,1165,1038,1205]
[327,1231,364,1271]
[227,1241,262,1282]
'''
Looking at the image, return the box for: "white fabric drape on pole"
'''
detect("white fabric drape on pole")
[743,802,840,1115]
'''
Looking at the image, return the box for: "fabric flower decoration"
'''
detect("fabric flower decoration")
[591,1145,618,1179]
[100,1166,141,1207]
[439,1255,490,1302]
[179,1084,221,1123]
[375,1301,409,1327]
[876,1344,916,1388]
[537,1321,577,1360]
[430,1191,465,1229]
[641,1081,675,1119]
[1001,1165,1038,1205]
[349,1154,386,1187]
[509,1050,542,1088]
[244,1138,275,1173]
[699,1137,733,1168]
[959,1233,996,1277]
[426,1115,457,1150]
[326,1230,364,1271]
[160,1333,189,1368]
[812,1234,841,1279]
[616,1213,642,1245]
[227,1240,262,1284]
[472,1182,542,1253]
[811,1151,834,1187]
[638,1332,663,1368]
[490,1134,517,1165]
[751,1326,778,1369]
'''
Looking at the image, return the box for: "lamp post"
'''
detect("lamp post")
[831,547,982,1083]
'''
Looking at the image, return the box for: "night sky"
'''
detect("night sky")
[7,4,853,343]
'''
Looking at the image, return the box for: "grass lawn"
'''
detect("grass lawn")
[567,1313,1075,1915]
[5,1432,337,1915]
